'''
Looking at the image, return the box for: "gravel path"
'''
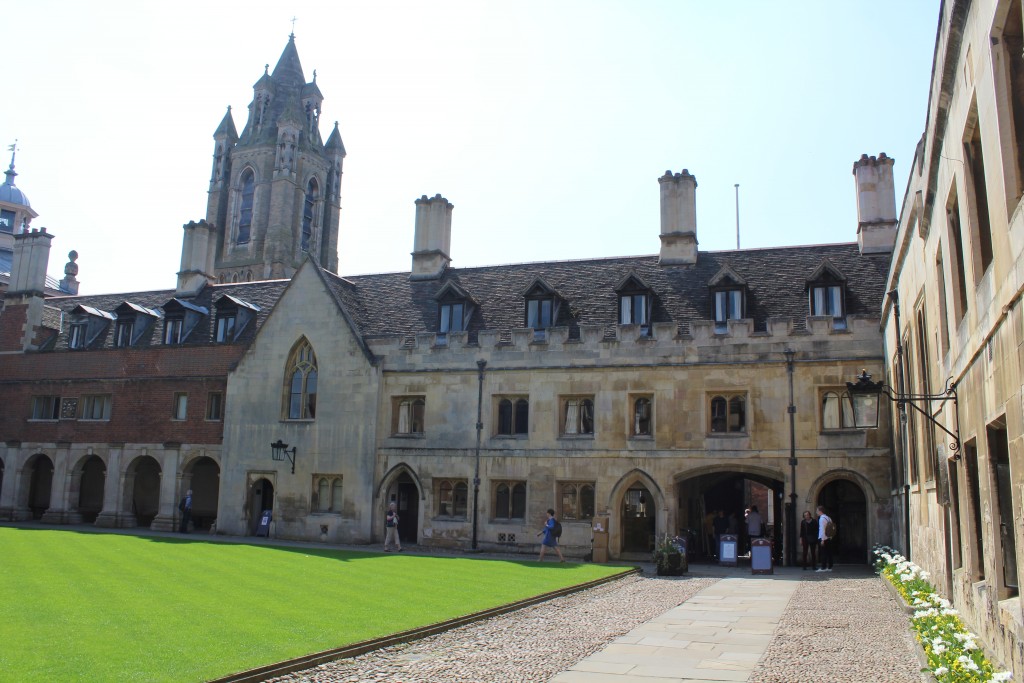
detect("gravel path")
[748,573,925,683]
[270,574,717,683]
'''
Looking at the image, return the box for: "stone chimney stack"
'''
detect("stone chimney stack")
[177,220,217,294]
[410,194,453,280]
[2,227,55,352]
[658,170,698,265]
[853,153,898,254]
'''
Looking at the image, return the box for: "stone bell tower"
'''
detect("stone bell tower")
[203,34,346,283]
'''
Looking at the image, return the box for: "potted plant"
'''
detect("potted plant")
[652,536,687,576]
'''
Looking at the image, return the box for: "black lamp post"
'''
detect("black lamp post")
[784,349,797,567]
[471,359,486,551]
[270,439,297,474]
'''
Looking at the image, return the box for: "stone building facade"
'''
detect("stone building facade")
[883,0,1024,676]
[0,35,897,567]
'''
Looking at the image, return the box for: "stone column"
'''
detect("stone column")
[0,442,20,521]
[41,443,74,524]
[94,445,124,528]
[150,446,180,532]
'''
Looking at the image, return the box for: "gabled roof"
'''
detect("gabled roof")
[806,257,847,284]
[70,304,115,320]
[708,263,747,287]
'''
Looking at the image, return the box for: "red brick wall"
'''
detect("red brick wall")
[0,303,26,352]
[0,345,249,444]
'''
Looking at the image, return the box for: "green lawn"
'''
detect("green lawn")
[0,528,630,682]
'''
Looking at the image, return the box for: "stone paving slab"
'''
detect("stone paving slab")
[550,576,798,682]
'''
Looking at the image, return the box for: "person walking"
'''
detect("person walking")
[384,501,402,552]
[178,489,192,533]
[745,505,763,554]
[816,505,835,572]
[799,510,818,570]
[537,508,565,562]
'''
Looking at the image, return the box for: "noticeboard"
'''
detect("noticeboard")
[719,534,738,567]
[256,509,273,537]
[751,538,773,574]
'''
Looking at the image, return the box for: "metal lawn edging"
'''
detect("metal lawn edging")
[209,566,641,683]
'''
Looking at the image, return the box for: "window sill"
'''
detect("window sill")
[432,516,469,522]
[629,434,654,441]
[819,429,864,435]
[281,418,316,423]
[490,518,525,524]
[78,419,110,423]
[310,511,342,517]
[492,434,528,440]
[204,418,223,423]
[390,433,425,439]
[706,432,747,438]
[27,419,59,423]
[559,434,595,440]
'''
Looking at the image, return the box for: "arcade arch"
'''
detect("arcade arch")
[123,456,161,527]
[181,456,220,531]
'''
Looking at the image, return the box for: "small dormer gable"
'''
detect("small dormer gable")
[434,281,476,340]
[805,258,848,328]
[112,301,163,348]
[522,277,562,340]
[707,264,747,332]
[67,304,115,350]
[615,273,653,335]
[214,294,261,343]
[161,298,209,345]
[707,263,747,288]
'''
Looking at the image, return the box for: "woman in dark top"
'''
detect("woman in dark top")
[800,510,818,570]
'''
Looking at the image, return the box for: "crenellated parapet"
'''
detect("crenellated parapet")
[367,314,882,371]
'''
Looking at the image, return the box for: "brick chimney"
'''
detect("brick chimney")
[177,219,217,294]
[658,170,698,265]
[1,227,54,351]
[853,153,897,254]
[410,194,453,280]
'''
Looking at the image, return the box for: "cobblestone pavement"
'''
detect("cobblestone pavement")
[269,574,717,683]
[748,572,925,683]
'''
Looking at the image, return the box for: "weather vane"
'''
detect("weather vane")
[290,16,297,35]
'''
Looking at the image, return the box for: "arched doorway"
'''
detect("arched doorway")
[125,456,161,527]
[621,484,656,553]
[77,456,106,524]
[27,454,54,520]
[182,457,220,531]
[676,469,786,562]
[249,478,274,535]
[386,473,420,545]
[818,478,868,563]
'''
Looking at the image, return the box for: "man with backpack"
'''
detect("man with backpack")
[537,508,565,562]
[816,505,835,572]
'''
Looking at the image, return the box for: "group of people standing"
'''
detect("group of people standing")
[709,505,766,557]
[799,505,836,571]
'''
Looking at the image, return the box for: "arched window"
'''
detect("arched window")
[317,477,329,512]
[237,169,255,244]
[302,179,319,252]
[821,391,855,430]
[497,397,529,435]
[709,394,746,433]
[245,270,253,282]
[494,481,527,519]
[286,340,318,419]
[436,479,469,518]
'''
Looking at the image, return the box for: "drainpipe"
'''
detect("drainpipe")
[890,290,911,559]
[785,349,797,567]
[471,360,486,551]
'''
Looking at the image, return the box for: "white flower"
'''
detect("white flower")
[963,640,978,651]
[989,671,1013,682]
[934,667,948,675]
[933,643,947,654]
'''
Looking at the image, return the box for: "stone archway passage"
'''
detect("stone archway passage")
[128,457,161,527]
[387,473,419,545]
[78,455,106,523]
[818,478,868,563]
[28,455,54,520]
[676,470,786,563]
[184,457,220,531]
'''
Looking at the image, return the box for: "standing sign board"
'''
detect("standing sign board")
[256,509,273,537]
[719,534,738,567]
[751,538,773,574]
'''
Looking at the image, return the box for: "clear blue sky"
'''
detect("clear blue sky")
[4,1,938,295]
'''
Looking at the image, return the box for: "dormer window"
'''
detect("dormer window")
[616,274,653,336]
[524,278,560,341]
[112,302,162,348]
[435,282,476,344]
[708,264,748,333]
[713,289,744,331]
[806,258,847,330]
[237,169,255,245]
[214,295,259,343]
[114,319,134,348]
[69,322,88,349]
[66,305,115,350]
[161,298,208,346]
[809,285,845,328]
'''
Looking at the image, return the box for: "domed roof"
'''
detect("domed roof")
[0,147,30,208]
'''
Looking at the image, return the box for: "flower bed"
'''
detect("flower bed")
[874,545,1012,683]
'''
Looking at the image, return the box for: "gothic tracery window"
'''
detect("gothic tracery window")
[302,179,319,253]
[285,340,318,420]
[237,169,255,244]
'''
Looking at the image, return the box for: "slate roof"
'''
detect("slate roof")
[42,280,289,351]
[324,243,891,341]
